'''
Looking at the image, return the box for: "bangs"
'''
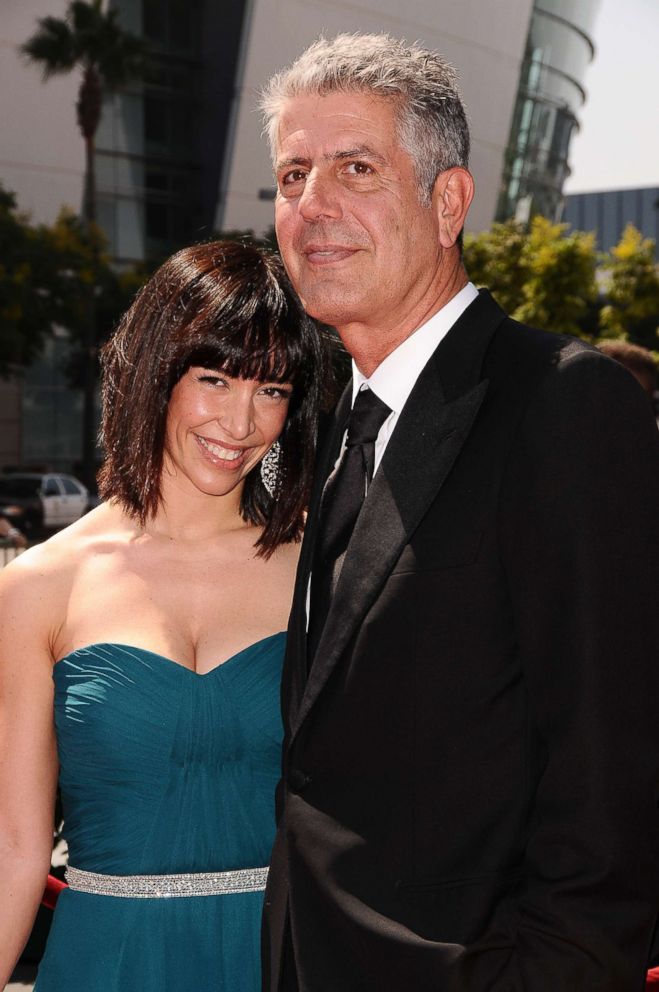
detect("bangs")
[164,248,315,392]
[172,312,311,389]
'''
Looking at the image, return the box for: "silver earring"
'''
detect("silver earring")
[260,440,281,498]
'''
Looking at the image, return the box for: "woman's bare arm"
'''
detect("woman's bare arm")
[0,552,59,987]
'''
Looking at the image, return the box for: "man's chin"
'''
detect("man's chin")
[297,287,364,328]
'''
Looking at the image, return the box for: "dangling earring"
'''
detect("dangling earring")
[260,440,281,498]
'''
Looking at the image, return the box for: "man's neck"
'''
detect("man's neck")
[339,266,469,378]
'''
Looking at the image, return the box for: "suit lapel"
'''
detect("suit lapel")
[284,385,352,717]
[288,290,507,743]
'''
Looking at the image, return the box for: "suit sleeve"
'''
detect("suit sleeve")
[494,350,659,989]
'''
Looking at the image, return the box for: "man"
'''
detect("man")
[260,34,659,991]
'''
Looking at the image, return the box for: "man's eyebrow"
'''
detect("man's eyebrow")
[276,155,309,171]
[331,146,386,165]
[276,146,386,170]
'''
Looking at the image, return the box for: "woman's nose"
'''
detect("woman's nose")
[218,392,255,439]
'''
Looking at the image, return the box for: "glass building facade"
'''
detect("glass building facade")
[496,0,600,224]
[95,0,249,264]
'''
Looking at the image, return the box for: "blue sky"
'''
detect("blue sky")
[564,0,659,193]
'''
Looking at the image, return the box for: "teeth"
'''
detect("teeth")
[198,437,243,461]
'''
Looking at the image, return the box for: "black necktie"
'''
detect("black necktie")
[307,387,391,660]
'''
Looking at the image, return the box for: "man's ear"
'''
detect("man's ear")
[433,168,474,249]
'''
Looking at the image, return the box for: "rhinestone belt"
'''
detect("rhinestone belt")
[65,864,269,899]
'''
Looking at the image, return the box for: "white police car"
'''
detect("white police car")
[0,473,89,534]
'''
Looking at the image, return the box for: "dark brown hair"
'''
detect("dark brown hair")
[98,241,325,555]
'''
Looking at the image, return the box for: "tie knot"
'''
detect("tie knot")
[346,388,391,447]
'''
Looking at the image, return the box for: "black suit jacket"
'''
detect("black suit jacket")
[262,291,659,991]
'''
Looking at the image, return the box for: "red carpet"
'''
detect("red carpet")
[42,874,66,911]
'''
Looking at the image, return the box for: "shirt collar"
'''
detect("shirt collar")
[352,282,479,411]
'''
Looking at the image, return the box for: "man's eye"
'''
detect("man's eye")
[281,169,307,186]
[344,161,373,176]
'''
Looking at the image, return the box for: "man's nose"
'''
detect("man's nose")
[298,173,342,222]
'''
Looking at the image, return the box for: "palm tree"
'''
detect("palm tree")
[22,0,146,227]
[21,0,147,486]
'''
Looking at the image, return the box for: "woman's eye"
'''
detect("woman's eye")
[259,386,292,401]
[197,375,226,387]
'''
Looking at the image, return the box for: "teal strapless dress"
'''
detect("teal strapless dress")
[35,633,285,992]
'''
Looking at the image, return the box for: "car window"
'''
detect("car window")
[42,477,61,496]
[0,477,41,498]
[60,477,84,495]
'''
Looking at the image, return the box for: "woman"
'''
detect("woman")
[0,241,325,991]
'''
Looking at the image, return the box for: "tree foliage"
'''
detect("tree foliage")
[48,210,148,387]
[0,184,142,379]
[599,224,659,351]
[463,220,528,316]
[464,217,598,339]
[0,187,56,373]
[516,218,598,338]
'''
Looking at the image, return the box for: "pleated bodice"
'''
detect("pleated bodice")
[35,633,285,992]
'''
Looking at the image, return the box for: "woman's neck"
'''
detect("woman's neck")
[145,475,250,546]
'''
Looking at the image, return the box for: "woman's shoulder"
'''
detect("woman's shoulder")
[0,503,127,604]
[0,503,137,663]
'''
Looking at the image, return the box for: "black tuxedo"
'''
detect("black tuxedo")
[262,291,659,991]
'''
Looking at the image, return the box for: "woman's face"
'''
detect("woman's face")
[163,366,292,499]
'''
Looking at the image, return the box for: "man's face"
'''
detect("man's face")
[274,91,446,337]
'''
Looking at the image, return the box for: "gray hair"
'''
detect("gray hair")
[261,33,470,205]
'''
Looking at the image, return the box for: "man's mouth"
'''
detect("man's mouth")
[302,244,359,264]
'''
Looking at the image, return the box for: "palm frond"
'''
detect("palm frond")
[20,16,76,77]
[96,32,148,89]
[22,0,149,137]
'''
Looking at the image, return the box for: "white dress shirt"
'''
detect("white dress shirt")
[306,283,479,628]
[351,282,479,474]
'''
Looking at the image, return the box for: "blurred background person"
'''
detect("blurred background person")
[597,340,658,423]
[0,516,27,550]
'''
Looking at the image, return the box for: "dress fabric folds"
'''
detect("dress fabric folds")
[35,634,285,991]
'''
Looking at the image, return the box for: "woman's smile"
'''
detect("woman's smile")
[195,434,248,468]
